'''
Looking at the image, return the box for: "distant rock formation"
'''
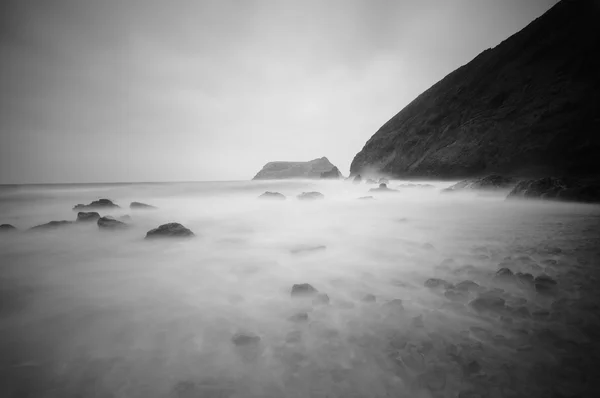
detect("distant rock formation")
[441,175,515,193]
[320,166,342,179]
[130,202,156,209]
[253,157,340,180]
[350,0,600,179]
[76,212,100,222]
[73,199,119,211]
[30,221,73,231]
[0,224,17,231]
[297,192,325,201]
[97,217,127,230]
[369,183,397,193]
[506,177,600,203]
[145,223,194,239]
[258,191,286,200]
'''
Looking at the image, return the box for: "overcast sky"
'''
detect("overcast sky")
[0,0,559,183]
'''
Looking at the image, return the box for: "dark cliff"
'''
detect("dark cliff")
[350,0,600,179]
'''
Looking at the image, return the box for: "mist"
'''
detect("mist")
[1,180,599,397]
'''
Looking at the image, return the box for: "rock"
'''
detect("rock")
[469,294,506,313]
[515,272,534,287]
[352,174,362,184]
[494,267,516,283]
[534,274,558,294]
[366,178,378,184]
[424,278,453,289]
[76,212,100,222]
[445,289,469,303]
[507,177,600,203]
[369,183,397,193]
[358,196,374,200]
[441,175,515,193]
[97,217,127,230]
[252,157,340,179]
[378,178,390,184]
[258,191,286,200]
[313,293,330,305]
[288,312,309,322]
[290,283,318,297]
[398,183,435,189]
[73,199,119,211]
[0,224,17,231]
[320,166,343,179]
[29,220,73,231]
[455,280,482,292]
[130,202,156,209]
[145,223,194,239]
[289,245,326,254]
[231,332,261,346]
[362,294,376,303]
[297,191,324,200]
[349,0,600,179]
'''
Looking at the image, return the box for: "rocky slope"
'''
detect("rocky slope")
[350,0,600,179]
[253,157,341,180]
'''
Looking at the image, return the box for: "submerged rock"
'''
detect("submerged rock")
[297,192,324,200]
[130,202,156,209]
[76,212,100,222]
[506,177,600,203]
[29,220,73,231]
[97,217,127,230]
[258,191,286,200]
[291,283,318,297]
[494,267,516,283]
[0,224,17,231]
[145,223,194,239]
[369,183,397,193]
[73,199,119,211]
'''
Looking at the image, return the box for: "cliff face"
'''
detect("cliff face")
[350,0,600,179]
[253,157,340,180]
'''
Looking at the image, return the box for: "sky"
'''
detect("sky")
[0,0,559,184]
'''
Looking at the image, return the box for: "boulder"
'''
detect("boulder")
[73,199,119,211]
[454,280,482,292]
[506,177,600,203]
[130,202,156,209]
[424,278,453,289]
[76,212,100,222]
[0,224,17,231]
[253,157,340,179]
[297,192,324,200]
[441,175,515,193]
[258,191,286,200]
[369,183,397,193]
[291,283,318,297]
[494,268,516,283]
[29,220,73,231]
[145,223,194,239]
[97,217,127,230]
[378,178,390,185]
[534,274,558,294]
[320,166,343,179]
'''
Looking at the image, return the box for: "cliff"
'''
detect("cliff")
[253,157,341,180]
[350,0,600,179]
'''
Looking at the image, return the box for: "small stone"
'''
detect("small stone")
[258,192,286,200]
[76,212,100,222]
[291,283,318,297]
[412,315,424,328]
[383,299,404,311]
[358,196,374,200]
[130,201,157,209]
[285,331,302,344]
[297,192,324,200]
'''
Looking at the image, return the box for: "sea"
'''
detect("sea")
[1,179,599,397]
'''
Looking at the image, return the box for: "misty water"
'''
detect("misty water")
[1,180,599,398]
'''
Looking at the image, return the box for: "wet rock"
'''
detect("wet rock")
[288,312,309,323]
[130,201,156,209]
[515,272,534,287]
[469,294,506,313]
[231,332,261,346]
[455,280,482,292]
[494,267,516,283]
[97,217,127,230]
[534,274,558,294]
[258,191,286,200]
[507,177,600,203]
[76,212,100,222]
[424,278,453,289]
[358,196,374,200]
[291,283,318,297]
[289,245,326,254]
[73,198,119,211]
[362,293,376,303]
[29,220,73,231]
[296,191,324,200]
[313,293,330,305]
[0,224,17,231]
[145,223,194,239]
[369,183,397,193]
[353,174,362,184]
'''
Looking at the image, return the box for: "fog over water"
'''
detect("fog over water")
[1,180,600,397]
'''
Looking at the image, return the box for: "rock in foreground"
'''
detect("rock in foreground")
[97,217,128,230]
[297,192,324,201]
[130,202,156,209]
[76,212,100,222]
[73,199,119,211]
[253,157,340,180]
[258,191,286,200]
[506,177,600,203]
[145,223,194,239]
